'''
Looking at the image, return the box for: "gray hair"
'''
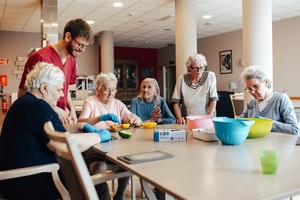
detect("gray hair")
[94,73,118,94]
[240,65,272,89]
[186,53,208,68]
[137,78,161,106]
[25,62,65,92]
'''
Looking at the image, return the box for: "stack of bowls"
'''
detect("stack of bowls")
[212,117,254,145]
[186,115,214,131]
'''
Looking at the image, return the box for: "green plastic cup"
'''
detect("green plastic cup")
[259,150,280,174]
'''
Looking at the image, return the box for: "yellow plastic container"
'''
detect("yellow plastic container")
[244,118,273,138]
[141,122,157,129]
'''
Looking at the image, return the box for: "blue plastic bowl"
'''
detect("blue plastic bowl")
[212,117,254,145]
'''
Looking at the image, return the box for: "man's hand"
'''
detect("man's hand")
[68,108,78,123]
[53,106,72,124]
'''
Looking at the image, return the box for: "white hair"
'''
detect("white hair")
[25,62,65,92]
[94,73,118,95]
[240,65,272,89]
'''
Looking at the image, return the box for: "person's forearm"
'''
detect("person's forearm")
[73,133,100,152]
[67,91,75,113]
[208,100,217,116]
[173,103,182,119]
[63,122,85,133]
[78,116,100,125]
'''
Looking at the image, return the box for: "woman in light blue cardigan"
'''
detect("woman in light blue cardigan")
[130,78,175,124]
[240,65,299,135]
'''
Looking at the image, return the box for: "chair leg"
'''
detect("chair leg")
[111,179,115,192]
[131,175,136,200]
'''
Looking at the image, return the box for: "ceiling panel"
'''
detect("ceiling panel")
[0,0,299,49]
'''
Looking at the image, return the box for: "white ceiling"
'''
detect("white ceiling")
[0,0,300,49]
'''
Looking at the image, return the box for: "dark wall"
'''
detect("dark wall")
[99,46,158,86]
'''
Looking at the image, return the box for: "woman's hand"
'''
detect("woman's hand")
[127,113,142,126]
[176,117,186,124]
[151,107,162,122]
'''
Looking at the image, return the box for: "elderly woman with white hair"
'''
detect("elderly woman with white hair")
[130,78,175,124]
[78,72,142,128]
[171,53,218,124]
[240,65,299,135]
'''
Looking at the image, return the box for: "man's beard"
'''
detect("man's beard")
[67,44,76,57]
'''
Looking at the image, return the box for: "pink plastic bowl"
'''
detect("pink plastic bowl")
[186,115,214,131]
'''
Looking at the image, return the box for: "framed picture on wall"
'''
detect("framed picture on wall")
[220,50,232,74]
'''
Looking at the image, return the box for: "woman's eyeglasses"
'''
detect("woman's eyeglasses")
[103,88,117,93]
[244,81,262,93]
[190,66,205,71]
[73,38,89,49]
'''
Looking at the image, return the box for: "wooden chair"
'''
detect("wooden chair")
[44,121,132,200]
[230,93,244,118]
[0,163,70,200]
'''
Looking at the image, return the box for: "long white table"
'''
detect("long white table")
[93,124,300,200]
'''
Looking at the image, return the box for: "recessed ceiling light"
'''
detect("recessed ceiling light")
[113,2,123,7]
[203,15,212,19]
[86,20,94,25]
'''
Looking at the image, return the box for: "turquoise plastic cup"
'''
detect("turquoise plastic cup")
[259,150,280,174]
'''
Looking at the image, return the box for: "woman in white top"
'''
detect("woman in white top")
[171,53,218,124]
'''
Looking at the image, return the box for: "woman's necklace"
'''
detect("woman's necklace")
[191,77,201,89]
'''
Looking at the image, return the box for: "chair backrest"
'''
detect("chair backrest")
[44,121,99,200]
[0,163,70,200]
[230,93,244,118]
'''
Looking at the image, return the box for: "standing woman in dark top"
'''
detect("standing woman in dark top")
[0,62,111,199]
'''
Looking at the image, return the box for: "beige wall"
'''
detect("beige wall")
[197,15,300,95]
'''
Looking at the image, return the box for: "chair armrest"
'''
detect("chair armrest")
[91,169,131,185]
[0,163,59,180]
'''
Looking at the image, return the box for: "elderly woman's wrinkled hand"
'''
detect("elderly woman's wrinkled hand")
[128,113,142,126]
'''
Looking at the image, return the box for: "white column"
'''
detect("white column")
[243,0,273,103]
[175,0,197,78]
[99,31,114,73]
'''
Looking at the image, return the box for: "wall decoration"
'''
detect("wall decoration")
[141,68,153,78]
[220,50,232,74]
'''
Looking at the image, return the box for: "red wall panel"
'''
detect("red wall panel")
[99,46,158,86]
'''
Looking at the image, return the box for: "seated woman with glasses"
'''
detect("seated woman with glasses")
[240,65,299,135]
[171,53,218,124]
[78,72,142,128]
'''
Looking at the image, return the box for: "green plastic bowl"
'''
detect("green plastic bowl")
[243,118,273,138]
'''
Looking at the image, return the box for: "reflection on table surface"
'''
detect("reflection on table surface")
[93,124,300,200]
